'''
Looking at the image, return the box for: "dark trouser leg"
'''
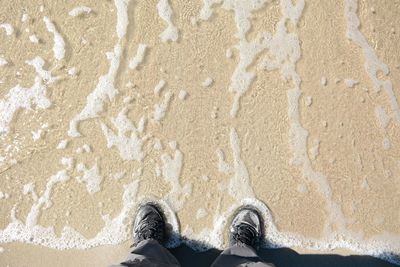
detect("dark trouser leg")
[110,239,181,267]
[211,244,275,267]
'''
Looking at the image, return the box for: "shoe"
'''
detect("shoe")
[133,202,166,246]
[229,206,263,249]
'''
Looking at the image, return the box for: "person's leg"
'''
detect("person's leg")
[211,244,274,267]
[110,239,180,267]
[211,205,275,267]
[110,202,180,267]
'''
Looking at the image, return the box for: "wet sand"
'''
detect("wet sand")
[0,0,399,266]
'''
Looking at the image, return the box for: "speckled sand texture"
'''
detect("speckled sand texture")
[0,0,399,266]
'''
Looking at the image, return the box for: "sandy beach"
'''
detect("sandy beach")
[0,0,399,266]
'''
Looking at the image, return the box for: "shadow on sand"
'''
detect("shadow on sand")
[169,238,398,267]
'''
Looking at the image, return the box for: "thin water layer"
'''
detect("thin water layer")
[0,0,399,266]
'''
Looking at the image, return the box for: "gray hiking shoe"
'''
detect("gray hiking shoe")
[229,206,263,249]
[133,202,166,246]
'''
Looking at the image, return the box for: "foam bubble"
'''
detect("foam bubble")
[344,78,359,88]
[157,0,179,42]
[68,6,92,17]
[100,108,145,161]
[202,77,214,88]
[113,171,126,180]
[223,0,270,116]
[374,106,390,129]
[68,44,122,137]
[56,139,69,150]
[321,76,327,86]
[114,0,130,39]
[178,90,188,100]
[31,129,43,141]
[309,139,320,160]
[67,67,78,76]
[29,34,39,44]
[0,179,140,250]
[26,57,60,84]
[160,142,192,211]
[26,170,70,227]
[382,137,391,150]
[0,57,8,67]
[21,14,29,22]
[196,208,208,219]
[60,157,74,170]
[199,0,222,21]
[345,0,400,125]
[153,91,173,122]
[216,128,254,201]
[43,17,65,60]
[129,44,147,70]
[68,0,130,137]
[0,77,50,134]
[0,23,14,35]
[76,162,103,194]
[154,79,166,96]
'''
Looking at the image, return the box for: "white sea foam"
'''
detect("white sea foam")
[199,0,222,21]
[68,0,130,137]
[43,17,65,60]
[222,0,270,117]
[0,191,10,200]
[178,90,188,100]
[309,139,320,160]
[31,129,43,141]
[161,142,192,211]
[153,91,173,122]
[26,170,70,227]
[216,128,254,201]
[374,106,390,129]
[113,171,126,180]
[29,34,39,44]
[68,45,122,137]
[157,0,179,42]
[228,128,254,200]
[22,183,38,201]
[305,96,313,107]
[76,144,91,154]
[0,77,50,134]
[382,137,391,150]
[202,77,214,88]
[26,57,60,84]
[345,0,400,125]
[259,0,347,237]
[0,23,14,35]
[68,6,92,17]
[100,108,146,161]
[129,44,147,70]
[344,78,358,88]
[67,67,78,76]
[154,79,166,96]
[61,157,74,170]
[0,57,8,67]
[0,178,141,249]
[321,76,327,86]
[196,208,208,219]
[56,139,69,150]
[177,197,400,265]
[21,14,29,22]
[114,0,130,39]
[76,162,103,194]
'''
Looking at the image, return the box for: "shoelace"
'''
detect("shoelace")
[232,223,258,246]
[136,217,163,241]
